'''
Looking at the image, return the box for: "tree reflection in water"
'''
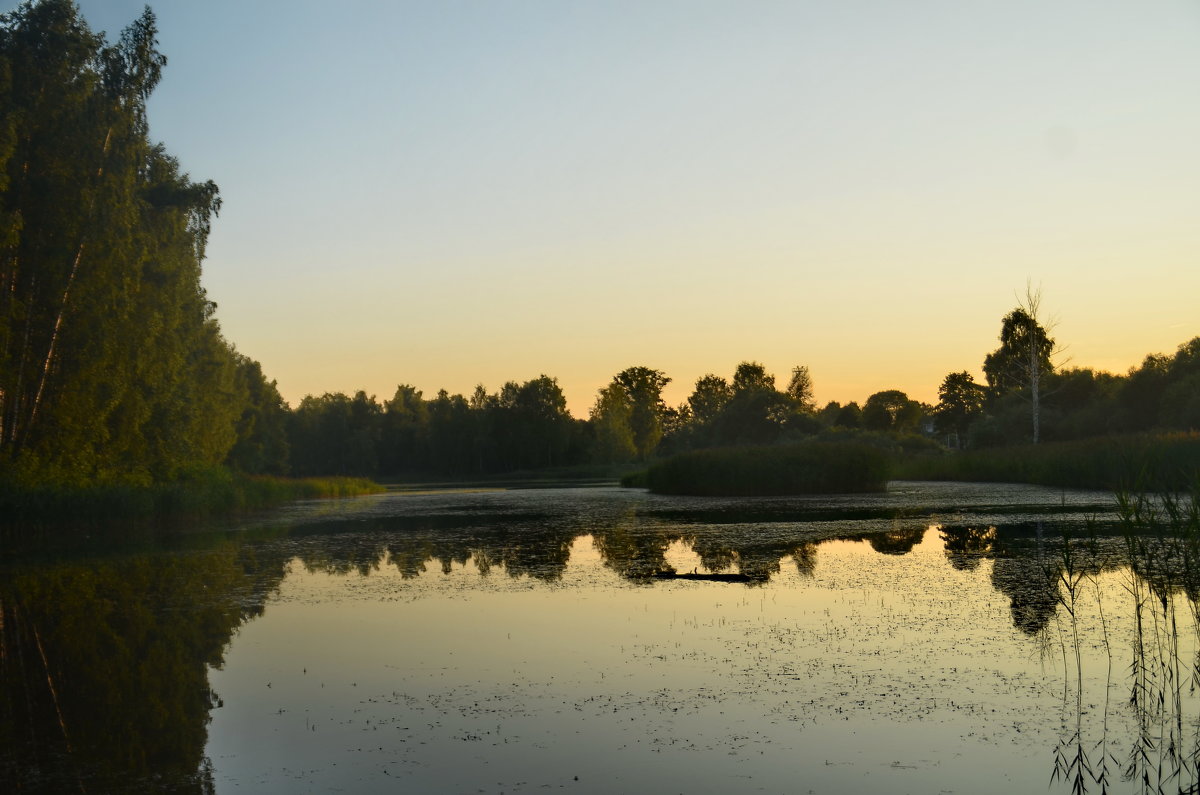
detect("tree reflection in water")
[1040,490,1200,795]
[5,487,1200,793]
[939,524,996,571]
[1,546,288,793]
[791,542,818,577]
[867,525,926,556]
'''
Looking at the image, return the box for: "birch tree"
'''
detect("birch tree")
[0,2,246,483]
[982,285,1061,444]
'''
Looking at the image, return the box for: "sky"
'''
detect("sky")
[52,0,1200,416]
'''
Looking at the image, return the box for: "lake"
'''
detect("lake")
[3,481,1198,794]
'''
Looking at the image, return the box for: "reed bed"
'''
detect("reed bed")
[635,441,890,496]
[896,433,1200,491]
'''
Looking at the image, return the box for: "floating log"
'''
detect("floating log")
[650,570,754,583]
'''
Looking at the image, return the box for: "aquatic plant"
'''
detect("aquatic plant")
[1049,484,1200,794]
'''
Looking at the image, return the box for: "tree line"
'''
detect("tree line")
[928,294,1200,449]
[1,2,1194,488]
[280,314,1200,479]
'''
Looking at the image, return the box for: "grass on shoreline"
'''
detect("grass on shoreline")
[621,433,1199,495]
[0,470,384,527]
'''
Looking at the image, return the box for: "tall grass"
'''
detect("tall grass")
[895,432,1200,491]
[0,469,383,528]
[1049,483,1200,794]
[638,441,889,496]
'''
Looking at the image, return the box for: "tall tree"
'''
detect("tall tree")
[612,366,670,460]
[589,383,636,464]
[834,401,863,429]
[934,371,985,445]
[288,392,381,477]
[226,355,290,474]
[785,365,816,413]
[731,361,774,394]
[0,2,245,483]
[379,384,428,474]
[982,286,1059,444]
[862,389,922,433]
[710,362,792,445]
[687,374,731,426]
[511,375,573,469]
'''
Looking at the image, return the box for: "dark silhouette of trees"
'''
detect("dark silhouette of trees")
[982,288,1062,444]
[731,361,775,394]
[706,361,795,446]
[286,375,581,478]
[612,366,671,460]
[288,392,381,477]
[1117,338,1200,432]
[935,371,985,445]
[983,308,1055,396]
[272,328,1200,476]
[862,390,923,433]
[966,293,1197,447]
[588,367,671,462]
[226,356,289,474]
[500,375,574,470]
[687,374,732,426]
[379,385,429,474]
[786,365,816,413]
[590,382,637,464]
[834,401,863,429]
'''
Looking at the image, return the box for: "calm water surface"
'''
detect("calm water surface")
[4,481,1198,794]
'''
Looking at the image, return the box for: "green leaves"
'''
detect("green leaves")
[0,2,246,485]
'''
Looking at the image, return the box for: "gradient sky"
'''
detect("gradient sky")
[56,0,1200,416]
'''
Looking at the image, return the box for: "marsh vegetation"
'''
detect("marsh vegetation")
[638,441,889,496]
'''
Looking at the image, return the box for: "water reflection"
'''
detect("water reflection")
[2,483,1198,793]
[866,524,926,556]
[940,524,996,570]
[1,545,289,793]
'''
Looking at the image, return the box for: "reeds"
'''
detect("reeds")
[897,432,1200,491]
[640,441,889,496]
[1049,483,1200,794]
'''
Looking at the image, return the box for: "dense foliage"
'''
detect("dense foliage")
[279,362,844,479]
[936,332,1200,450]
[0,1,285,487]
[286,379,590,478]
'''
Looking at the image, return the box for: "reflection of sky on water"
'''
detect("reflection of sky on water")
[5,482,1196,793]
[204,484,1196,795]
